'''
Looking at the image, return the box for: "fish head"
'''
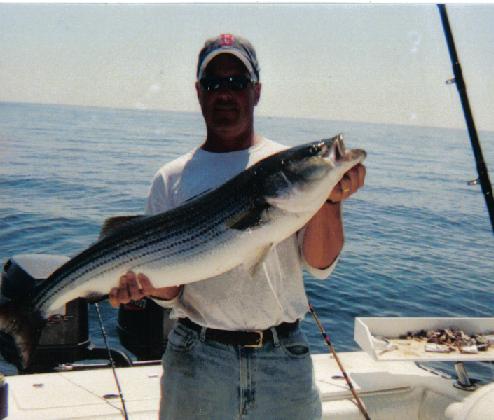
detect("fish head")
[263,134,366,214]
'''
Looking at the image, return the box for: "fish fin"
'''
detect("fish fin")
[246,244,274,277]
[100,215,145,239]
[226,200,270,231]
[0,302,46,370]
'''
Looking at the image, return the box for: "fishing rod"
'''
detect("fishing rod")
[308,303,371,420]
[437,4,494,234]
[94,302,129,420]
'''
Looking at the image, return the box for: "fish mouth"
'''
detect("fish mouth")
[320,134,345,161]
[322,134,366,164]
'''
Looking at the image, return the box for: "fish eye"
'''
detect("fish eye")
[312,143,325,156]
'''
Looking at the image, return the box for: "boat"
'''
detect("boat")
[0,253,493,419]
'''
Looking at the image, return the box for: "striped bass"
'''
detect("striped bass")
[0,134,365,368]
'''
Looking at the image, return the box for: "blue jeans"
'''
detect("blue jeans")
[160,321,322,419]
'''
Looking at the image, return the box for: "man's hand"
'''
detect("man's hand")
[327,163,366,203]
[109,271,181,308]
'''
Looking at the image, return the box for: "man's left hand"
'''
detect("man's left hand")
[327,163,366,203]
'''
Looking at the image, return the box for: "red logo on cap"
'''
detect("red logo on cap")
[220,34,235,46]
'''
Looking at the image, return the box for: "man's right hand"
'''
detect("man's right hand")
[109,271,182,308]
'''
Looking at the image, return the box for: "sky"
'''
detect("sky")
[1,3,493,130]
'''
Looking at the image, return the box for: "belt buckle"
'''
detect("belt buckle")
[244,331,264,348]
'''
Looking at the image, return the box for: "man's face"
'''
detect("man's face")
[196,54,261,138]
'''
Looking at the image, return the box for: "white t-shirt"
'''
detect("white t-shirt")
[146,137,335,330]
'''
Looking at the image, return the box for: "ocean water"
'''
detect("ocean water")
[0,102,493,380]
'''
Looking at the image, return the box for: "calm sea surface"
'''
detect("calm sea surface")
[1,102,493,379]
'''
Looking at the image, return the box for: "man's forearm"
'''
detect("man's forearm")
[302,201,344,269]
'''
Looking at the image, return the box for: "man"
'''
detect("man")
[110,34,365,419]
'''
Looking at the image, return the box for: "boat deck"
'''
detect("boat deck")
[3,351,478,419]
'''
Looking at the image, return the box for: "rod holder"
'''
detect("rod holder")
[454,362,477,391]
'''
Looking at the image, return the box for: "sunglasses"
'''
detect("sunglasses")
[199,75,255,92]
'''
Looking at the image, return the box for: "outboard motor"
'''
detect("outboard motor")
[0,254,130,373]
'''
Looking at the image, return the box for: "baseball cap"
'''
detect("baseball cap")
[197,34,260,82]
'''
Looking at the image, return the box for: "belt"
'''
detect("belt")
[178,318,298,348]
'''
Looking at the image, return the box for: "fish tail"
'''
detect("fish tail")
[0,302,45,370]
